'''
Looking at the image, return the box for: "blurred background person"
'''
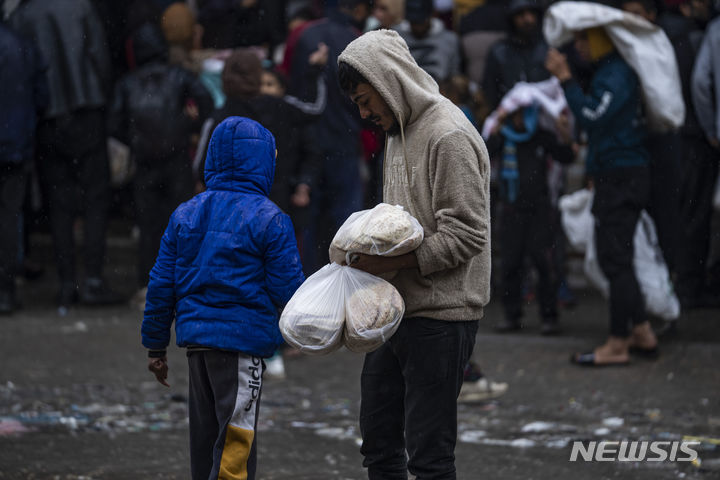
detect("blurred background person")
[482,0,549,111]
[10,0,120,310]
[109,23,213,311]
[288,0,372,272]
[395,0,461,83]
[0,16,47,314]
[690,11,720,307]
[546,27,658,366]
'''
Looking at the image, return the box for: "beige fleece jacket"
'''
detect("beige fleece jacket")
[338,29,491,321]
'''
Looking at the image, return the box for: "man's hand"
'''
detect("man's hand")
[545,49,572,83]
[148,357,170,387]
[347,252,418,276]
[490,108,508,136]
[556,110,573,144]
[291,183,311,207]
[309,42,329,67]
[708,136,720,150]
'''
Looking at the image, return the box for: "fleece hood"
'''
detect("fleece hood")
[204,116,276,196]
[338,29,443,132]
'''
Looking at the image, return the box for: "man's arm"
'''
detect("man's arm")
[413,130,490,277]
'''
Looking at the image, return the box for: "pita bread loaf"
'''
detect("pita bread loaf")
[344,279,404,353]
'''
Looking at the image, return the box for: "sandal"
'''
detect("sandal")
[570,352,630,367]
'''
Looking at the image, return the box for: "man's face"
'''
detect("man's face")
[622,2,656,22]
[573,31,591,63]
[351,83,399,135]
[410,19,432,39]
[512,9,539,38]
[373,0,393,28]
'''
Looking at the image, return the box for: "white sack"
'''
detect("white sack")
[543,1,685,132]
[559,189,680,320]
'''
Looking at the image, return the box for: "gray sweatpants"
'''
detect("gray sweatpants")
[188,350,263,480]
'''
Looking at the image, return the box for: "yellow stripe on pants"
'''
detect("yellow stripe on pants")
[218,424,255,480]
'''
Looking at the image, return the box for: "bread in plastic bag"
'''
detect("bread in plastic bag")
[331,203,423,257]
[343,270,405,353]
[279,264,346,355]
[279,262,405,355]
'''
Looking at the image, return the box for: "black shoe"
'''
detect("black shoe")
[58,282,79,308]
[0,291,17,315]
[495,317,522,332]
[80,277,123,305]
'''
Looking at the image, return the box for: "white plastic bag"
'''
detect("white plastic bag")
[543,1,685,132]
[279,263,405,355]
[559,190,680,320]
[344,273,405,353]
[633,211,681,320]
[279,264,346,355]
[331,203,424,257]
[558,188,594,252]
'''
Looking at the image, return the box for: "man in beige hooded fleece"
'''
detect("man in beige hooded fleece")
[337,29,491,479]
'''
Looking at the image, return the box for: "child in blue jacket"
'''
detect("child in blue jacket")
[141,116,305,479]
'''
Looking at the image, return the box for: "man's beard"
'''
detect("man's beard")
[386,120,401,137]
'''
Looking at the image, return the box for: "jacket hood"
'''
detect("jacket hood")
[204,116,276,196]
[338,29,442,130]
[132,23,169,66]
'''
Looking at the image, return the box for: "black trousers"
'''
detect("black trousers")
[360,317,478,480]
[36,109,110,285]
[0,164,27,293]
[646,132,682,273]
[188,350,262,480]
[133,158,193,287]
[592,166,650,338]
[499,201,558,322]
[676,136,720,299]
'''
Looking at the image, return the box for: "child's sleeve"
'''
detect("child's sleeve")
[263,213,305,307]
[141,216,179,355]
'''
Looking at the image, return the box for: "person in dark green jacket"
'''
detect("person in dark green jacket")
[546,26,659,367]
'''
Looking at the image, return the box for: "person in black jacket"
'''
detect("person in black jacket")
[288,0,372,272]
[109,23,213,302]
[0,20,48,314]
[487,106,574,335]
[10,0,118,310]
[482,0,550,111]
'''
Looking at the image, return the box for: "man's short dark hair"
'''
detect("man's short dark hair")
[338,61,369,95]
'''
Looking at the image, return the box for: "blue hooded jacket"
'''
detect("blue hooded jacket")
[141,117,305,358]
[562,53,648,174]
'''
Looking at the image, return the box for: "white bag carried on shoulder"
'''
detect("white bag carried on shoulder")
[279,263,405,355]
[543,1,685,132]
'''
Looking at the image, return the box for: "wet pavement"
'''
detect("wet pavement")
[1,236,719,479]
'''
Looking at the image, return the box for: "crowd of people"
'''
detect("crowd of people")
[2,0,720,478]
[1,0,718,316]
